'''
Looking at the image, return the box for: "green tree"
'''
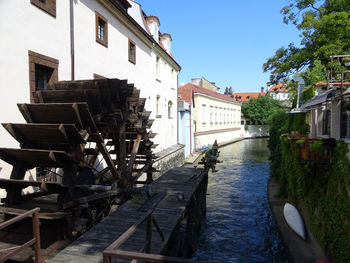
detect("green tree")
[301,59,326,85]
[263,0,350,83]
[241,95,283,124]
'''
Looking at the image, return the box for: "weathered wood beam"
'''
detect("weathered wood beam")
[127,134,142,173]
[93,133,119,181]
[72,102,84,129]
[6,163,27,205]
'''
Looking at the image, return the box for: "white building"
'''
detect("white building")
[267,83,290,101]
[0,0,181,179]
[179,78,241,150]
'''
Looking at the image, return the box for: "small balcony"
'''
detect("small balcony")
[282,134,336,162]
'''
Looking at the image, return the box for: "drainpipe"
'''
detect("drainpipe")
[189,105,192,155]
[70,0,75,80]
[293,76,305,108]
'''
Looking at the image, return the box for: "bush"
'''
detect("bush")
[268,109,288,182]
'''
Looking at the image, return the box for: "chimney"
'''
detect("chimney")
[145,16,160,42]
[261,87,264,94]
[160,33,172,54]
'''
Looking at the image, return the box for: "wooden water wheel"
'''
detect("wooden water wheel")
[0,78,157,239]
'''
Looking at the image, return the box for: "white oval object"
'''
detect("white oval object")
[283,203,306,240]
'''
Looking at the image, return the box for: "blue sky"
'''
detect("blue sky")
[136,0,302,93]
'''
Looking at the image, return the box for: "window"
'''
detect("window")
[322,104,331,135]
[168,101,173,118]
[156,95,161,117]
[202,104,206,124]
[128,39,136,64]
[35,64,53,91]
[28,50,58,103]
[340,100,350,138]
[156,57,161,80]
[96,12,108,47]
[31,0,56,17]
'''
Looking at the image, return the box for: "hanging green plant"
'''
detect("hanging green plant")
[295,139,306,144]
[328,61,342,71]
[311,140,324,153]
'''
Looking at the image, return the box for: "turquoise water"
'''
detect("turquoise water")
[192,138,288,263]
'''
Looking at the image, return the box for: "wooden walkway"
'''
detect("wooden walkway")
[47,167,204,263]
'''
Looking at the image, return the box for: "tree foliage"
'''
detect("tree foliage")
[241,95,283,124]
[263,0,350,83]
[300,59,326,85]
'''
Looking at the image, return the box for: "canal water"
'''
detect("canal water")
[192,138,288,263]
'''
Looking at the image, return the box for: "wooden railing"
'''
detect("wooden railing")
[103,207,211,263]
[0,207,41,263]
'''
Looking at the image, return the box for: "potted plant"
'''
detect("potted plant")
[311,140,324,153]
[295,139,309,160]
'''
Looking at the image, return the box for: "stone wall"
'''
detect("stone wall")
[152,144,185,180]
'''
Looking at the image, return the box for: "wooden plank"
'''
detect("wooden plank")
[72,103,84,129]
[0,148,76,168]
[17,103,96,130]
[104,250,211,263]
[62,190,120,209]
[118,122,127,173]
[18,103,34,123]
[127,134,142,174]
[2,123,85,151]
[0,241,32,262]
[94,134,119,181]
[6,163,27,205]
[0,178,67,192]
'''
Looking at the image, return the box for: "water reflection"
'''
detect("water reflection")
[192,139,288,263]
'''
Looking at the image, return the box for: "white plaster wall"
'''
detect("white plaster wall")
[75,1,152,83]
[0,1,71,178]
[0,0,180,199]
[193,94,241,133]
[194,129,241,150]
[240,125,270,138]
[148,54,178,151]
[73,0,179,152]
[127,1,148,32]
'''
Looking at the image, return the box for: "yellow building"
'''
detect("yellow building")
[179,78,241,150]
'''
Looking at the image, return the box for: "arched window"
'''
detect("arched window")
[168,101,173,118]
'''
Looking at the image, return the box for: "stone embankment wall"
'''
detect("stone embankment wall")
[152,144,185,180]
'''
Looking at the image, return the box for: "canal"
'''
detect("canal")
[192,138,288,263]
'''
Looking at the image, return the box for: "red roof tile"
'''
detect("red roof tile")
[178,84,240,105]
[314,81,350,87]
[231,92,266,102]
[268,83,288,92]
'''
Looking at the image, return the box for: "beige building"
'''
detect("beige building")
[179,78,241,150]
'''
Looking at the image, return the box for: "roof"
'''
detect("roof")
[160,33,172,41]
[145,15,160,26]
[111,0,180,70]
[301,89,336,109]
[111,0,132,9]
[178,84,240,105]
[314,81,350,87]
[268,83,288,93]
[230,92,266,102]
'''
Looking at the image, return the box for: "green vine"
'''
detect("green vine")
[278,140,350,262]
[302,86,315,103]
